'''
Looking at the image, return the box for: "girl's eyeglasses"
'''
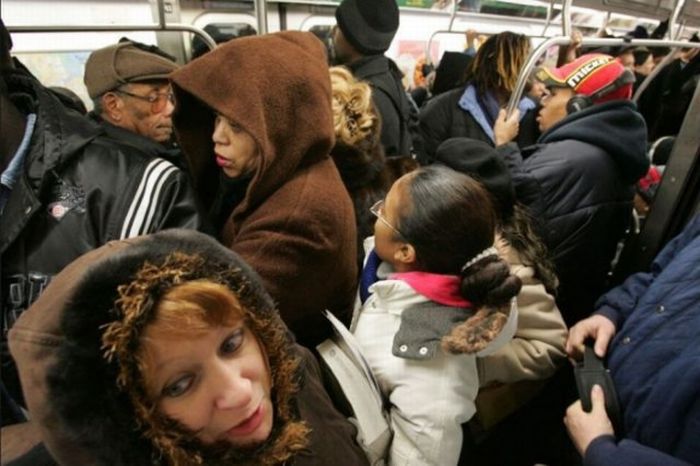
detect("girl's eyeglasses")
[370,200,405,238]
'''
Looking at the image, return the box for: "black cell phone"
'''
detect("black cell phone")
[573,339,623,434]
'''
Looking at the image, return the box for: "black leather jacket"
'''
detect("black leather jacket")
[1,70,206,418]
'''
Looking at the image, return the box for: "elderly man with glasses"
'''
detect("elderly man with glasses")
[84,38,181,166]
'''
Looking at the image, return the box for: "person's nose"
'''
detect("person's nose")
[212,118,227,145]
[162,96,175,117]
[211,362,253,411]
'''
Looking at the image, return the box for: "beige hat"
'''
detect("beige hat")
[84,40,179,99]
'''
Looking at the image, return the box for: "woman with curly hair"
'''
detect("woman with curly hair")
[329,66,417,269]
[8,230,369,465]
[419,31,540,162]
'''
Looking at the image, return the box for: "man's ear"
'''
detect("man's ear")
[102,93,122,121]
[393,242,416,267]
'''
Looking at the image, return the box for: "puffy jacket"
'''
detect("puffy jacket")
[584,214,700,466]
[419,86,540,163]
[498,100,649,325]
[1,69,205,416]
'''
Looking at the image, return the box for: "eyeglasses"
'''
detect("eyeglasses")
[370,199,405,238]
[114,89,174,113]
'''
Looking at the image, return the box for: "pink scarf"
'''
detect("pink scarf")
[390,271,472,308]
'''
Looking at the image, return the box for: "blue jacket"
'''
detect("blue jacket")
[586,214,700,466]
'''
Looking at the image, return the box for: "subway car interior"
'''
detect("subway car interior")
[2,0,699,465]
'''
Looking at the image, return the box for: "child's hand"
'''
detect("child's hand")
[494,108,520,146]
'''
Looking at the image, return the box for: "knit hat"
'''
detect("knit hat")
[84,38,178,98]
[335,0,399,55]
[535,53,633,103]
[434,138,516,221]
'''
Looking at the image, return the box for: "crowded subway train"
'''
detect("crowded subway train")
[1,0,699,465]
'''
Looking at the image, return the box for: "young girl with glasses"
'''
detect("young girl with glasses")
[352,164,522,465]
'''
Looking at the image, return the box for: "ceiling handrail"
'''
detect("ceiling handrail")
[561,0,572,37]
[7,24,217,51]
[542,0,557,37]
[506,36,700,117]
[254,0,269,35]
[7,0,216,51]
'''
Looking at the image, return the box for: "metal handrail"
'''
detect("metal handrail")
[254,0,268,35]
[425,0,460,66]
[668,0,687,40]
[506,36,700,117]
[7,0,216,51]
[633,48,676,102]
[561,0,572,37]
[542,0,556,37]
[7,24,217,50]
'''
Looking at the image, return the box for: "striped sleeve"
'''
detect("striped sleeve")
[119,158,178,239]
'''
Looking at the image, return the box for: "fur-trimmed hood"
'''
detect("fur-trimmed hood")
[8,230,360,465]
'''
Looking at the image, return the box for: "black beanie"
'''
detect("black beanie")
[335,0,399,55]
[434,138,516,221]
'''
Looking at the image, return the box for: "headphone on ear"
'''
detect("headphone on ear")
[566,69,635,114]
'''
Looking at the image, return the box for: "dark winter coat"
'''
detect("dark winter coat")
[498,100,649,325]
[349,55,414,158]
[88,112,186,170]
[330,112,392,269]
[584,214,700,466]
[418,85,540,163]
[1,69,205,417]
[7,230,369,466]
[637,56,700,141]
[171,32,357,347]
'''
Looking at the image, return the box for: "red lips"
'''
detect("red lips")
[225,404,264,438]
[215,154,232,168]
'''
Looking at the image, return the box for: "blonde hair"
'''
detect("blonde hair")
[329,66,377,145]
[466,32,531,98]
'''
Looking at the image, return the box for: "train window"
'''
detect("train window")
[191,22,257,59]
[308,25,332,42]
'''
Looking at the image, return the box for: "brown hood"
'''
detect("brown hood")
[171,31,334,230]
[8,230,311,465]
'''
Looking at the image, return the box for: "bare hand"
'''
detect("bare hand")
[465,29,478,48]
[570,30,583,49]
[564,385,615,456]
[564,30,583,63]
[566,314,616,360]
[494,108,520,146]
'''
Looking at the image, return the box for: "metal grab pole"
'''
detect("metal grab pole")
[425,1,460,66]
[633,50,675,102]
[8,24,217,50]
[506,36,570,118]
[561,0,572,38]
[506,37,700,117]
[541,0,555,37]
[668,0,687,40]
[254,0,268,35]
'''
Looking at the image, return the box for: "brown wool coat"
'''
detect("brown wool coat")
[170,32,358,346]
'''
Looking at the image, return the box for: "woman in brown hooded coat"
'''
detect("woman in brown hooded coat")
[8,229,369,466]
[170,32,357,347]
